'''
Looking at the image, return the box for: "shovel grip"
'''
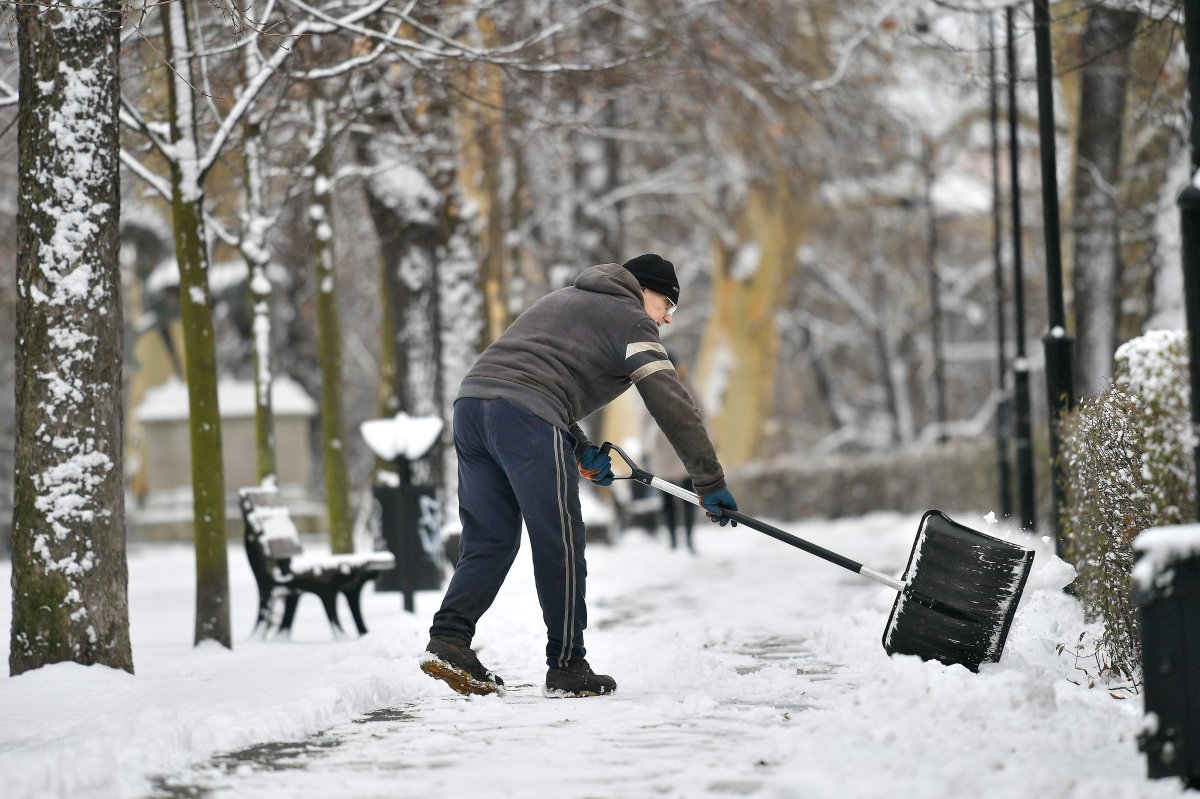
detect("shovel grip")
[682,488,900,590]
[601,443,903,592]
[719,507,904,591]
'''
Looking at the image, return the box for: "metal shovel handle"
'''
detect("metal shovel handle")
[599,442,904,592]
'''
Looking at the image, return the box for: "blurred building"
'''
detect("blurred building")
[129,377,325,540]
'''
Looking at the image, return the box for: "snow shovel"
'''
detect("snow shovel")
[600,443,1035,672]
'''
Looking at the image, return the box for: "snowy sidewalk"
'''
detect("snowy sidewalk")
[1,511,1186,798]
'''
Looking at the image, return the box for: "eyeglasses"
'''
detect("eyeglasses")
[666,300,678,317]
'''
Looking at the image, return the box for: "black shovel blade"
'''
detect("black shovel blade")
[882,510,1035,672]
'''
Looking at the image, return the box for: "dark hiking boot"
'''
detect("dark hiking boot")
[545,659,617,698]
[420,638,505,696]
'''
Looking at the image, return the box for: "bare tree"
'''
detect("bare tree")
[158,0,231,646]
[119,0,387,641]
[307,87,354,552]
[1071,5,1139,398]
[236,29,279,487]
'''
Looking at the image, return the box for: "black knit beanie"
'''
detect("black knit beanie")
[621,254,680,306]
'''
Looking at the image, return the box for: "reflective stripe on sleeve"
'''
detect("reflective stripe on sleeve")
[626,341,668,359]
[630,360,675,382]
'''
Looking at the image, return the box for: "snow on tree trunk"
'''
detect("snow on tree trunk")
[161,0,230,648]
[364,154,445,488]
[359,79,483,507]
[309,96,353,554]
[11,0,133,675]
[438,191,485,516]
[1070,5,1137,399]
[238,45,277,487]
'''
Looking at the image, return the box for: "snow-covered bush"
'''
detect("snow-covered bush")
[1058,329,1194,685]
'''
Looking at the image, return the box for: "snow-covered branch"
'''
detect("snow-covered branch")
[808,262,881,330]
[287,19,402,81]
[0,76,16,107]
[197,18,329,180]
[283,0,642,74]
[382,0,616,60]
[119,97,173,154]
[810,0,904,92]
[596,154,709,207]
[119,149,174,201]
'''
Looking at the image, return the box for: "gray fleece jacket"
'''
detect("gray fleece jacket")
[457,263,726,495]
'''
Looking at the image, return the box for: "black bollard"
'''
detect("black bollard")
[1133,528,1200,789]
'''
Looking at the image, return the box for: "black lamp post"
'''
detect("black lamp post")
[1007,7,1037,532]
[989,12,1013,519]
[1031,0,1075,552]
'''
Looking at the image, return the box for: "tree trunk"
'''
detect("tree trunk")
[239,46,277,486]
[161,0,231,648]
[699,187,800,467]
[309,97,353,554]
[11,0,133,675]
[1071,6,1137,397]
[362,156,445,487]
[922,140,948,442]
[871,249,913,446]
[463,40,514,349]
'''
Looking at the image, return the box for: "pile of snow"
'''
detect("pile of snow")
[1133,524,1200,592]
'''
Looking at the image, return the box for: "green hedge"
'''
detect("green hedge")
[1058,329,1194,685]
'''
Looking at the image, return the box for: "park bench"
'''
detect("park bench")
[238,487,395,637]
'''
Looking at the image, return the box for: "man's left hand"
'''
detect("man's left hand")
[578,446,615,486]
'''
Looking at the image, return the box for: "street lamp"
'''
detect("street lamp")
[1007,7,1037,532]
[1031,0,1075,551]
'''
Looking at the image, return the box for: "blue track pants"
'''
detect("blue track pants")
[429,397,588,668]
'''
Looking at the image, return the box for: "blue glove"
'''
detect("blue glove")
[700,487,738,527]
[577,446,615,486]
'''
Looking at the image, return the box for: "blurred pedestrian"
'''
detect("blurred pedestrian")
[420,254,738,698]
[643,359,703,553]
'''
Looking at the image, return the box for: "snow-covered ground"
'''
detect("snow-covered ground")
[1,510,1188,799]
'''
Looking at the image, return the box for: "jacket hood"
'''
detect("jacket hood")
[574,263,644,303]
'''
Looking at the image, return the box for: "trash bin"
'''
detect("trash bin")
[372,464,443,609]
[1132,524,1200,788]
[360,413,446,612]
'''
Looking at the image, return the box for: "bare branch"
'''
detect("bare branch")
[119,95,173,155]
